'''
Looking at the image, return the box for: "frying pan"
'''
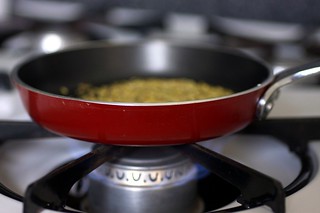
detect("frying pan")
[11,40,320,146]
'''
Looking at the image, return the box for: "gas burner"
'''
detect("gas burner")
[87,147,201,213]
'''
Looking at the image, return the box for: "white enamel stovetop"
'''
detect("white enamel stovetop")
[0,51,320,212]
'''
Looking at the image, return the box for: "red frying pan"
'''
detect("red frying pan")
[11,40,320,146]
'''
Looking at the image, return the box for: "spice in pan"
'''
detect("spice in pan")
[64,78,233,103]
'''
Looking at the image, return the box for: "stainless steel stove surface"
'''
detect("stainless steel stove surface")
[0,119,320,213]
[1,12,320,213]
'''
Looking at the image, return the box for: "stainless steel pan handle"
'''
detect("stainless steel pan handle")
[257,60,320,119]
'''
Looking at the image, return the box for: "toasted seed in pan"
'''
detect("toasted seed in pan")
[70,78,233,103]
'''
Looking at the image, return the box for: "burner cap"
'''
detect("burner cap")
[88,147,201,213]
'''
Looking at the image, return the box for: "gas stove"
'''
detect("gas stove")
[1,9,320,213]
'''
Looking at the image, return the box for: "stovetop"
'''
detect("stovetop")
[0,118,319,213]
[1,12,320,213]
